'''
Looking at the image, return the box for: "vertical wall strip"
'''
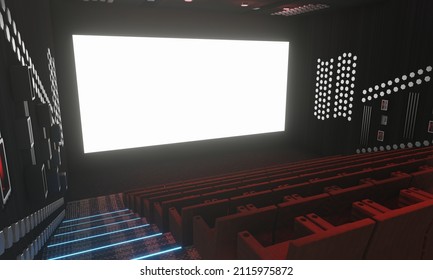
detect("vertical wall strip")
[403,92,413,139]
[409,92,420,139]
[404,92,420,139]
[365,106,372,146]
[360,106,372,146]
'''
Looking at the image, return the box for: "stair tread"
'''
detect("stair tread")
[56,212,140,233]
[47,232,178,260]
[44,224,160,257]
[49,217,149,242]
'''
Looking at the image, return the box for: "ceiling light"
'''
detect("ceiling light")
[241,2,249,7]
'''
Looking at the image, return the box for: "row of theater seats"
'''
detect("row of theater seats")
[123,146,433,259]
[236,188,433,260]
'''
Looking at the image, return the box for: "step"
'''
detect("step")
[48,232,179,260]
[48,216,149,244]
[65,194,126,219]
[138,246,202,260]
[61,209,140,224]
[44,224,160,259]
[55,211,139,234]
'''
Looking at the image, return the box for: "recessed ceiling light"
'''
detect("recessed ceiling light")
[184,0,193,2]
[241,2,249,7]
[253,7,260,10]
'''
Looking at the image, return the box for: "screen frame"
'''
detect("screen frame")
[72,34,290,154]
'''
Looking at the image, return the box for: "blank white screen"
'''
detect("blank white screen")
[72,35,289,153]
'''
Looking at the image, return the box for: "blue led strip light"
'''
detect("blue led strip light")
[48,233,163,260]
[54,218,141,237]
[58,213,134,229]
[47,224,150,248]
[62,209,130,224]
[132,246,183,260]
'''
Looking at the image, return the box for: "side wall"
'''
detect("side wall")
[0,0,67,259]
[289,0,433,155]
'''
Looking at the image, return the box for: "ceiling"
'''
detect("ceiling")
[78,0,386,16]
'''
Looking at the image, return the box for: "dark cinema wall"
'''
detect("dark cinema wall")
[289,0,433,156]
[50,0,433,202]
[0,0,67,259]
[50,0,311,201]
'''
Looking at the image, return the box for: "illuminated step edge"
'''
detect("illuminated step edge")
[48,233,163,260]
[44,224,160,259]
[47,224,150,248]
[61,209,130,224]
[132,246,183,260]
[54,217,141,237]
[58,212,134,229]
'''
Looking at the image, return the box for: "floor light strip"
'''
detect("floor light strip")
[48,233,163,260]
[54,218,141,237]
[132,246,183,260]
[58,213,134,229]
[62,209,130,224]
[47,224,150,248]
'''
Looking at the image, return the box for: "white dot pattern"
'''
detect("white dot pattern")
[362,66,432,103]
[358,140,431,153]
[314,53,357,121]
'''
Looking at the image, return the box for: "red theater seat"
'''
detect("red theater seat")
[354,199,433,259]
[237,215,375,260]
[274,193,332,243]
[193,205,277,259]
[169,199,229,246]
[411,167,433,193]
[229,190,276,211]
[360,172,412,201]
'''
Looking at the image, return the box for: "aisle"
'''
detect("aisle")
[41,194,200,260]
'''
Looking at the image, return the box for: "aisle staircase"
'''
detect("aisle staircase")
[41,194,200,260]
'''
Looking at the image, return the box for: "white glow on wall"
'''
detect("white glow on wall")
[72,35,289,153]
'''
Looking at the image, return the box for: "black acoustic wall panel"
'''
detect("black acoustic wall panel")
[39,137,52,162]
[24,164,48,202]
[50,124,61,143]
[36,104,51,127]
[51,144,61,166]
[47,168,60,194]
[14,117,34,149]
[9,65,34,102]
[59,171,67,191]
